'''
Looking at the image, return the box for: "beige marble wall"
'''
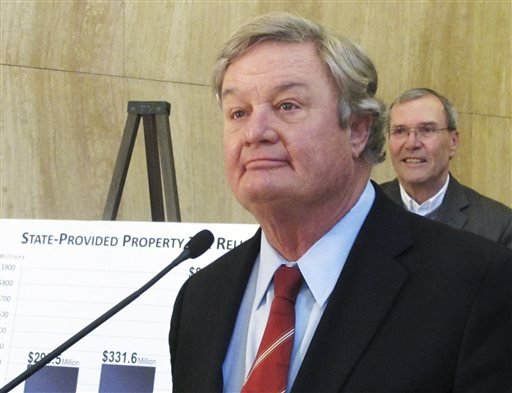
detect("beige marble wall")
[1,1,510,223]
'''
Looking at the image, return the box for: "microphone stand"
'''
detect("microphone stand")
[0,229,213,393]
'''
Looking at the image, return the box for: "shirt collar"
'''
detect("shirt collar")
[255,181,375,309]
[399,174,450,216]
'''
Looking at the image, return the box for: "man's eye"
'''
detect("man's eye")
[392,127,406,135]
[279,102,297,111]
[231,110,246,119]
[419,125,435,133]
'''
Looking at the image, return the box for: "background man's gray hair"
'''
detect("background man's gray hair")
[213,12,386,165]
[387,88,458,132]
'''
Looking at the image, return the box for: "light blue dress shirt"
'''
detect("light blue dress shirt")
[222,181,375,392]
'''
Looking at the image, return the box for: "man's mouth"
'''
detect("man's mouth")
[245,158,287,170]
[402,158,426,164]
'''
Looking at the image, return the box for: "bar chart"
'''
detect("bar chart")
[0,219,257,392]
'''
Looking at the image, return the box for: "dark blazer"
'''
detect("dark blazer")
[169,187,512,392]
[380,175,512,249]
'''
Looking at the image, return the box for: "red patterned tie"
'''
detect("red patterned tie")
[241,265,303,393]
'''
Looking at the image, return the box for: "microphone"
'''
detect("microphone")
[0,229,214,393]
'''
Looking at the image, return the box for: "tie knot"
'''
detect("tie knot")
[273,265,303,303]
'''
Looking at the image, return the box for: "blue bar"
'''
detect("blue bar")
[98,364,155,393]
[24,365,79,393]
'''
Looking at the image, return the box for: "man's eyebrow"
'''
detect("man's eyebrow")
[221,82,309,101]
[273,82,309,94]
[392,121,438,127]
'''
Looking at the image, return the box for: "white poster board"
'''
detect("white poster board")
[0,219,258,392]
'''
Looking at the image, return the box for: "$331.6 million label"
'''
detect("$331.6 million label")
[102,350,138,364]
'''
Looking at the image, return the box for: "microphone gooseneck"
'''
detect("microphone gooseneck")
[0,229,215,393]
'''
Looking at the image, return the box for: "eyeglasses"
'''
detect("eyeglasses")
[389,124,450,140]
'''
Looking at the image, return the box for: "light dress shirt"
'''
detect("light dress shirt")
[222,181,376,392]
[399,174,450,216]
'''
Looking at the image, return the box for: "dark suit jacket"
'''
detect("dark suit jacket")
[169,187,512,392]
[380,175,512,249]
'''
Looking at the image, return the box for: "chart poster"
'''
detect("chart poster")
[0,219,258,392]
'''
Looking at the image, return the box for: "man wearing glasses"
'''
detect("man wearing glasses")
[381,88,512,249]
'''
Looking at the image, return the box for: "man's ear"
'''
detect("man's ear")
[349,115,371,158]
[449,131,459,159]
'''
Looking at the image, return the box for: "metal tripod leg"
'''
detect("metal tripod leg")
[102,101,180,222]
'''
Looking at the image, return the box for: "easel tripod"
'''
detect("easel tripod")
[103,101,180,222]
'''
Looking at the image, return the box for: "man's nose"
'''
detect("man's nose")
[243,106,279,144]
[404,129,423,148]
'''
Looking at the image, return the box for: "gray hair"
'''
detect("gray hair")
[387,88,458,131]
[212,12,386,165]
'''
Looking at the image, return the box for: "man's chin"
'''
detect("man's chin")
[237,187,296,208]
[398,174,431,188]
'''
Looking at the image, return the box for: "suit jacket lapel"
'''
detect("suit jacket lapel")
[384,179,403,206]
[172,230,261,391]
[292,188,412,392]
[435,175,469,229]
